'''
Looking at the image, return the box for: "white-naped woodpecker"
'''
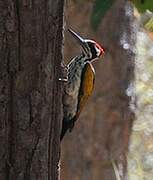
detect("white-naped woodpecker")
[60,29,105,141]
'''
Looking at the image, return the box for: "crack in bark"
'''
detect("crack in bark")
[6,48,10,74]
[24,137,39,180]
[47,31,58,180]
[16,0,21,71]
[48,101,54,180]
[29,94,34,127]
[6,73,14,180]
[5,34,14,179]
[47,1,64,179]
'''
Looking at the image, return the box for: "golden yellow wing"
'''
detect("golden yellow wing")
[75,62,95,121]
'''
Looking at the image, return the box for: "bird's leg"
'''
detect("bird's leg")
[58,61,68,82]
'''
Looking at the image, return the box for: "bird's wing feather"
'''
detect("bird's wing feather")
[61,62,95,140]
[74,61,95,122]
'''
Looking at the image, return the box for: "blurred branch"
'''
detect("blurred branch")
[111,158,121,180]
[145,17,153,32]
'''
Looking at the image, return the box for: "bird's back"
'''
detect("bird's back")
[63,55,85,122]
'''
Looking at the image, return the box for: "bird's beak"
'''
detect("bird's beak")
[68,29,85,45]
[68,29,88,53]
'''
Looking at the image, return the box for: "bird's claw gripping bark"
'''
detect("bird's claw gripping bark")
[58,62,68,82]
[58,77,68,82]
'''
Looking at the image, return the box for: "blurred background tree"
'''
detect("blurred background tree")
[61,0,135,180]
[127,0,153,180]
[61,0,153,179]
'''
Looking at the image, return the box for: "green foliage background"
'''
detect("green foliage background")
[132,0,153,13]
[90,0,115,30]
[90,0,153,31]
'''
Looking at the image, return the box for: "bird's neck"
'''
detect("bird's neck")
[78,53,92,64]
[68,54,92,69]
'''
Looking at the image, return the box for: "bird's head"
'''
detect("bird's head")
[68,29,105,61]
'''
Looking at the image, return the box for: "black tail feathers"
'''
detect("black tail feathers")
[60,119,69,141]
[60,117,76,141]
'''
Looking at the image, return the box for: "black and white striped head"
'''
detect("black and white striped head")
[68,29,105,61]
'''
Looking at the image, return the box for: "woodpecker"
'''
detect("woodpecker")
[60,29,105,141]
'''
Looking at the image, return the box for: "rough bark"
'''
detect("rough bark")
[0,0,64,179]
[61,0,135,180]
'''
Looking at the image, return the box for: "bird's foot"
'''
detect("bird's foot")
[58,62,68,82]
[58,77,68,82]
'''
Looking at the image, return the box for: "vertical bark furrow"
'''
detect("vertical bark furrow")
[47,1,64,179]
[15,0,21,71]
[24,137,39,180]
[7,74,15,180]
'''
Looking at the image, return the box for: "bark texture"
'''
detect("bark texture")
[0,0,64,179]
[61,0,135,180]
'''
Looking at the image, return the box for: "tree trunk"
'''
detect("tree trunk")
[0,0,64,179]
